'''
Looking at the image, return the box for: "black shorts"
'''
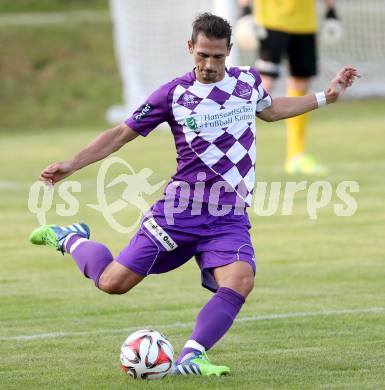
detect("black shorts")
[257,28,317,78]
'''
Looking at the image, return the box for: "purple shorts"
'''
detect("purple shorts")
[115,199,256,292]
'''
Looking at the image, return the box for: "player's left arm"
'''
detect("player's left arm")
[257,67,360,122]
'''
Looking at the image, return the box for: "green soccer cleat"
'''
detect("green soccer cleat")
[285,153,328,176]
[29,223,90,252]
[171,351,230,377]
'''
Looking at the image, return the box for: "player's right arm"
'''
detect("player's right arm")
[40,81,172,185]
[39,123,138,185]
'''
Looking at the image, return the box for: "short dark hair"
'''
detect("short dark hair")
[191,13,232,48]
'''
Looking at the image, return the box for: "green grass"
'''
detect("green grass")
[1,100,385,389]
[0,0,108,14]
[0,6,118,131]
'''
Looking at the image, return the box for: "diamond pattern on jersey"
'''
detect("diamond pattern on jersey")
[232,79,253,100]
[212,131,238,154]
[171,68,271,205]
[211,155,234,175]
[176,90,203,113]
[191,136,211,154]
[206,87,231,109]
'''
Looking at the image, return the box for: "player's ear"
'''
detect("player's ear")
[187,40,194,54]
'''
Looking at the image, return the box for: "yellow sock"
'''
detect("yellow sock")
[286,88,308,161]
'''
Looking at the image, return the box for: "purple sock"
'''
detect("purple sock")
[176,287,245,364]
[64,234,113,286]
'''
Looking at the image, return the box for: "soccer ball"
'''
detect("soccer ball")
[234,15,268,51]
[120,329,174,380]
[235,15,258,51]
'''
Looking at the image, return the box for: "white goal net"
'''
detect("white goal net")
[107,0,385,122]
[313,0,385,97]
[108,0,213,122]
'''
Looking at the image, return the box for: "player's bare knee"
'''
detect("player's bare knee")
[218,272,254,297]
[98,281,122,295]
[97,261,143,294]
[98,275,131,295]
[236,273,254,297]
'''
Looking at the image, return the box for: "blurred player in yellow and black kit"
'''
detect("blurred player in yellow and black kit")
[242,0,339,175]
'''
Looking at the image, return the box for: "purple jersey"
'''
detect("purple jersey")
[125,67,271,207]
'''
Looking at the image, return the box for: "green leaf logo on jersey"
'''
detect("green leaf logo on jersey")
[185,117,199,132]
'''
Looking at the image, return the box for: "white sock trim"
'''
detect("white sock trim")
[184,340,205,354]
[62,233,76,250]
[69,237,88,254]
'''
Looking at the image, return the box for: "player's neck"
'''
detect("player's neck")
[194,68,228,85]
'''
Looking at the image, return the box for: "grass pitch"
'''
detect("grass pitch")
[1,99,385,389]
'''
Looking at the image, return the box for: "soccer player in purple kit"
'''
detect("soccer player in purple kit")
[30,13,359,376]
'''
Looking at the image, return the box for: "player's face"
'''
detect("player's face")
[188,33,231,84]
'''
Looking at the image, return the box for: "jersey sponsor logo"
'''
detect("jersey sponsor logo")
[183,104,255,132]
[134,103,153,121]
[181,93,200,106]
[185,117,199,133]
[234,83,252,98]
[143,217,178,251]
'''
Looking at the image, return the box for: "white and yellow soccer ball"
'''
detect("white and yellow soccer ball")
[235,14,258,51]
[321,18,343,45]
[120,329,174,380]
[234,15,267,51]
